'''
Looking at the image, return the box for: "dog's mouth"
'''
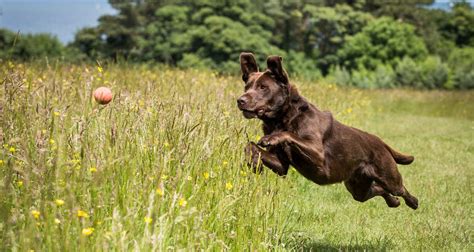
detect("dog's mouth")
[240,108,265,119]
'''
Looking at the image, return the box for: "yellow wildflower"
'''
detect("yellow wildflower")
[223,161,228,166]
[49,139,55,145]
[97,66,103,73]
[73,159,81,165]
[178,198,187,207]
[55,199,65,206]
[163,142,170,148]
[240,171,248,177]
[31,210,40,219]
[17,181,23,187]
[9,147,16,153]
[53,111,60,117]
[58,179,66,187]
[77,210,89,218]
[226,182,233,190]
[346,108,353,114]
[203,172,210,180]
[54,218,61,224]
[161,174,168,180]
[82,227,94,236]
[156,188,164,196]
[144,217,153,224]
[0,160,4,166]
[89,167,97,173]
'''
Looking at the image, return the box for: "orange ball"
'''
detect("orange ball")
[93,87,113,105]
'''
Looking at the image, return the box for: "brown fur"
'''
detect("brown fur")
[238,52,418,209]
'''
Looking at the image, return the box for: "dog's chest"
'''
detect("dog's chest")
[263,116,301,135]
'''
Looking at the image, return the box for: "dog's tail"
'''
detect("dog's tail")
[385,144,414,165]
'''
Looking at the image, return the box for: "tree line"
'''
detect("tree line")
[1,0,473,89]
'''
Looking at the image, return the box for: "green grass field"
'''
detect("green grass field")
[1,62,472,251]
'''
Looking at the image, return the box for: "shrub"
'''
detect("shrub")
[328,66,352,86]
[351,64,396,89]
[395,57,422,88]
[448,47,474,89]
[419,56,449,89]
[350,67,371,88]
[178,53,215,70]
[338,17,428,71]
[285,51,321,81]
[373,64,397,88]
[327,64,396,89]
[395,56,449,89]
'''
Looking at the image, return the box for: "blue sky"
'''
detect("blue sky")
[0,0,116,43]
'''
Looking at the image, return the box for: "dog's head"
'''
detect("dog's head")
[237,52,290,119]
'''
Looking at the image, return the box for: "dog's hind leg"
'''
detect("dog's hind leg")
[373,159,419,210]
[381,182,418,210]
[344,169,400,207]
[372,183,401,208]
[245,142,289,176]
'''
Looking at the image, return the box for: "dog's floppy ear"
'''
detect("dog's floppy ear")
[266,55,289,85]
[240,52,258,82]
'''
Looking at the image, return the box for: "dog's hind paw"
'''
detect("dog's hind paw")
[405,196,419,210]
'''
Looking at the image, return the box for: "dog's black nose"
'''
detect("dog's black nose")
[237,97,247,106]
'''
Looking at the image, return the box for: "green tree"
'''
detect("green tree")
[140,5,191,63]
[70,27,105,59]
[362,0,434,19]
[183,15,283,73]
[338,17,428,71]
[302,4,372,73]
[0,29,64,60]
[73,0,145,60]
[440,1,474,47]
[138,0,282,73]
[259,0,306,52]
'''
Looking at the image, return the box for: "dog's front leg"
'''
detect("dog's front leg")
[258,132,326,169]
[245,142,289,176]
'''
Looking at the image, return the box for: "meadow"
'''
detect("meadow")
[1,62,472,251]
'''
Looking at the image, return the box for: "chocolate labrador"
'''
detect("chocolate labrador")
[237,52,418,209]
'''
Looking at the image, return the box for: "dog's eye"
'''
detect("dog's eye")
[259,85,267,90]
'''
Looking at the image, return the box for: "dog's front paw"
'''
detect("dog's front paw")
[257,134,281,147]
[244,142,263,174]
[244,142,258,157]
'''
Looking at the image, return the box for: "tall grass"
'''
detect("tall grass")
[1,61,472,250]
